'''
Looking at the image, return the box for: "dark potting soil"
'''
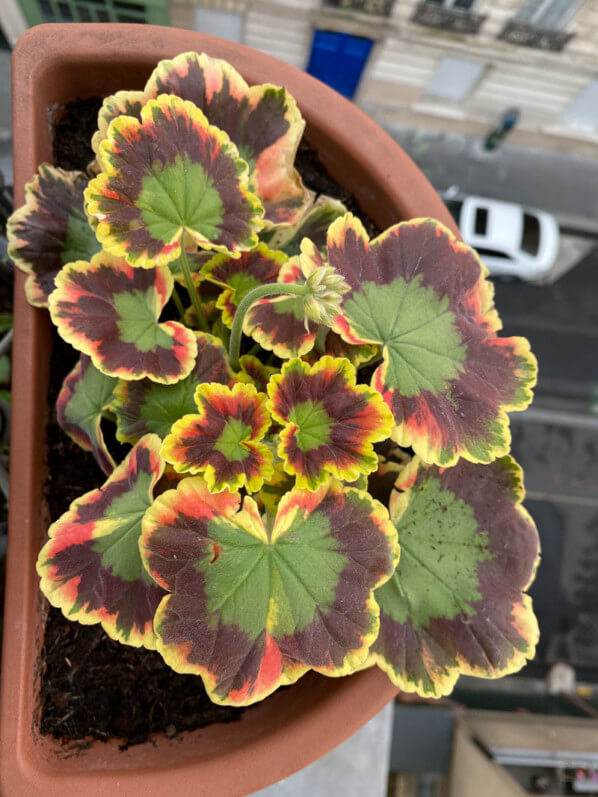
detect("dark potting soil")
[295,141,380,239]
[39,95,383,749]
[52,97,104,172]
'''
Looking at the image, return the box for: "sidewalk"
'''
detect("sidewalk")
[385,123,598,224]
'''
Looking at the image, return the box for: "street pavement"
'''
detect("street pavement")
[386,123,598,224]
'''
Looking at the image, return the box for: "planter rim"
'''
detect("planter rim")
[1,23,457,797]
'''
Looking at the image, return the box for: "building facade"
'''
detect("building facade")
[2,0,597,155]
[168,0,598,156]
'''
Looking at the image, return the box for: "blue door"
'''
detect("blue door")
[306,30,374,100]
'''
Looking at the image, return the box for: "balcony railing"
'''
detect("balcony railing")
[411,2,486,35]
[323,0,395,16]
[499,20,574,52]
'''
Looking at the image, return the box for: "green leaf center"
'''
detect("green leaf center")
[343,276,466,397]
[91,469,156,584]
[378,478,493,627]
[228,271,261,303]
[62,205,101,265]
[113,288,172,352]
[136,154,225,243]
[203,510,343,637]
[213,417,253,461]
[137,379,198,437]
[288,400,333,452]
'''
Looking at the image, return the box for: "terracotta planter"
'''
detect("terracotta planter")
[0,23,458,796]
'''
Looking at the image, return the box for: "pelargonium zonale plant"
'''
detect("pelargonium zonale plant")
[9,51,540,707]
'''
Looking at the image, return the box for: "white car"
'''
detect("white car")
[442,192,559,282]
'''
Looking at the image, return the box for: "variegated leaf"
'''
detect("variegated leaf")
[141,477,399,705]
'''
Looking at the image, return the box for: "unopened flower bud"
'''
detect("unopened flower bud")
[302,265,349,329]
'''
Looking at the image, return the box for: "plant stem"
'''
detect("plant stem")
[171,285,186,321]
[228,282,307,371]
[247,342,261,357]
[178,248,209,333]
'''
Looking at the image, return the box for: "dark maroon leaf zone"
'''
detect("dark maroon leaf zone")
[48,539,165,641]
[10,167,96,302]
[329,220,480,295]
[376,458,539,688]
[209,251,280,289]
[174,412,262,485]
[320,330,375,364]
[160,595,268,699]
[152,61,290,167]
[247,297,317,354]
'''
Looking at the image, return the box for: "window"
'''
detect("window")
[427,0,476,8]
[474,208,488,236]
[19,0,169,25]
[412,0,486,34]
[444,199,463,223]
[424,56,485,103]
[561,80,598,131]
[194,7,243,43]
[499,0,577,50]
[475,248,510,260]
[516,0,581,29]
[323,0,395,15]
[521,214,540,256]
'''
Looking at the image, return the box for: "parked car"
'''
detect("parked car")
[442,189,560,282]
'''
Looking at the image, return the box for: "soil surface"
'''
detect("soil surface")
[52,97,103,172]
[296,141,379,239]
[39,94,383,748]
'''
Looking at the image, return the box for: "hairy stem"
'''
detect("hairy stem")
[179,248,209,333]
[228,282,307,371]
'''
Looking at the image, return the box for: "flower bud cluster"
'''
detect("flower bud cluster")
[302,265,350,329]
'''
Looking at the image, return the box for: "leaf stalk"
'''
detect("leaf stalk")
[178,248,209,333]
[228,282,307,370]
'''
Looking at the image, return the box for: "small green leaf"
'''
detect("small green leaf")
[57,354,117,474]
[268,357,393,490]
[49,252,198,384]
[111,332,236,443]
